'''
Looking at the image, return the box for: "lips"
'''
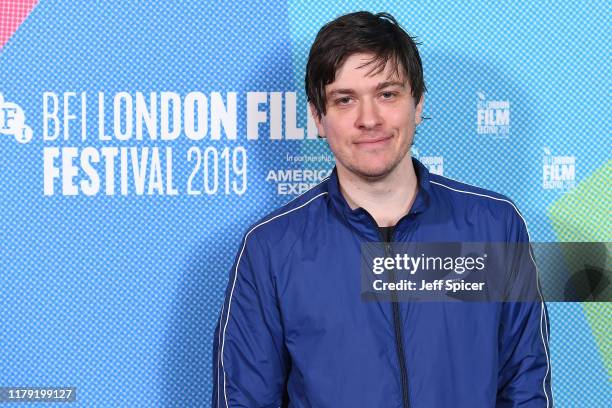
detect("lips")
[354,135,393,145]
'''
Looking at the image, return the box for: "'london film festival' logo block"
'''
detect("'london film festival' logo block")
[476,91,509,137]
[542,147,576,190]
[411,147,444,176]
[0,93,33,144]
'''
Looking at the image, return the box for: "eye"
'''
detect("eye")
[334,96,353,105]
[380,91,397,100]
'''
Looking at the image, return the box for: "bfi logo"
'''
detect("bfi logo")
[0,93,33,144]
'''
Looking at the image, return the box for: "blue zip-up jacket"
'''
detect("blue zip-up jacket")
[212,158,553,407]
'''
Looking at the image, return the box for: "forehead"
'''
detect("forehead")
[330,53,406,87]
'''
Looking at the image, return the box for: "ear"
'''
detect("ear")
[309,103,326,138]
[414,95,425,125]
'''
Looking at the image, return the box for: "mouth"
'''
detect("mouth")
[354,135,393,146]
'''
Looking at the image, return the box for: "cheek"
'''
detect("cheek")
[326,134,346,156]
[322,117,352,143]
[387,106,415,126]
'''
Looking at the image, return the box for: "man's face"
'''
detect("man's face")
[312,53,424,180]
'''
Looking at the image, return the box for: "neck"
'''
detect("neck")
[337,155,418,227]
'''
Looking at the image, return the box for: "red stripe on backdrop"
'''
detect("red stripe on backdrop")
[0,0,39,49]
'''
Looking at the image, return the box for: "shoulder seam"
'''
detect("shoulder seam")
[282,176,330,207]
[430,180,510,208]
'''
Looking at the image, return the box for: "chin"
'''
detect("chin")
[351,163,396,179]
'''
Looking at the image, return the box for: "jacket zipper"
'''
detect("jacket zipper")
[383,229,411,408]
[361,209,412,408]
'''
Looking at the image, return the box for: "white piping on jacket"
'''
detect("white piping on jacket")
[218,174,554,407]
[430,179,553,408]
[218,191,328,407]
[216,175,330,406]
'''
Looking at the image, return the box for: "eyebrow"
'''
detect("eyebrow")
[327,81,406,97]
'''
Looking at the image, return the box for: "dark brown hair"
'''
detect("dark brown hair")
[305,11,426,118]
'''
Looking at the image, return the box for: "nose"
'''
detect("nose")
[355,99,382,130]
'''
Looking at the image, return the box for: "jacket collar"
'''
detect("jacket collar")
[327,157,432,241]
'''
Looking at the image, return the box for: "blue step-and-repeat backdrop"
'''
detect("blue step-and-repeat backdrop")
[0,1,609,406]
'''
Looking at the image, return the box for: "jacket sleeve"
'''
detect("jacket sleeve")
[496,206,554,407]
[212,229,290,407]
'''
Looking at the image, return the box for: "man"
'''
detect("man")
[212,11,553,407]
